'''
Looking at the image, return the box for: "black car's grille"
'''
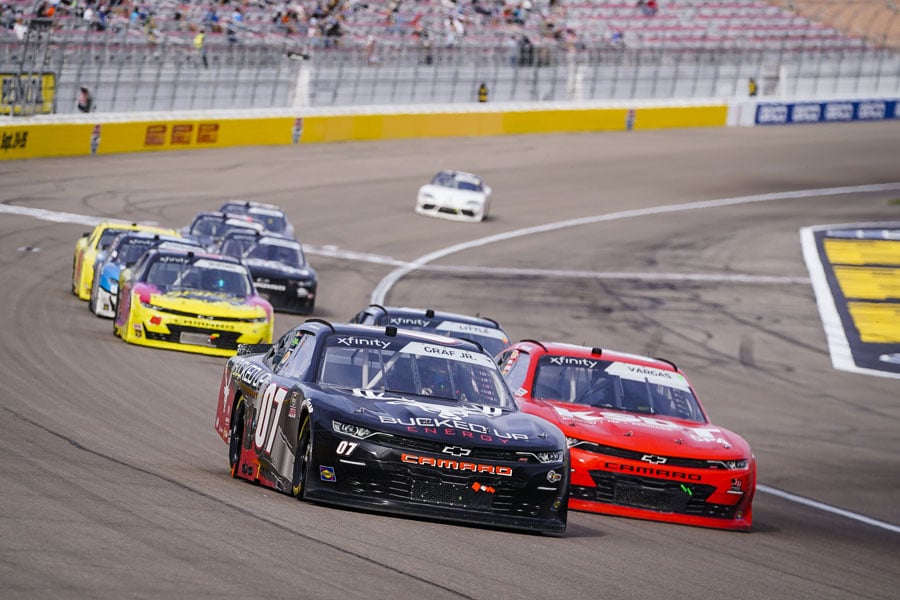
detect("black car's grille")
[572,441,725,470]
[372,432,540,463]
[345,467,545,518]
[253,277,315,314]
[572,471,738,520]
[144,325,242,349]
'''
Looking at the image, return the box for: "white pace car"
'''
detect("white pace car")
[415,170,492,222]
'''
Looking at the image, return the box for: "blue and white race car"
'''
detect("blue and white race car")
[90,232,201,318]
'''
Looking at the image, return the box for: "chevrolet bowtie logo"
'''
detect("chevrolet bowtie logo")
[641,454,667,464]
[442,446,471,457]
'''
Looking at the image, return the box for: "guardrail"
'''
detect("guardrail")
[2,94,897,161]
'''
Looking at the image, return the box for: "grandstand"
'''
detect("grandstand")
[2,1,897,51]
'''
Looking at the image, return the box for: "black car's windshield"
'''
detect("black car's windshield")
[244,238,304,267]
[533,356,705,422]
[318,337,515,409]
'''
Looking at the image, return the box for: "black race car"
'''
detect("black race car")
[214,320,570,534]
[216,232,317,314]
[218,200,296,238]
[182,211,264,250]
[350,305,511,357]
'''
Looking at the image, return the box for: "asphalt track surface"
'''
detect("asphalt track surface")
[1,122,899,600]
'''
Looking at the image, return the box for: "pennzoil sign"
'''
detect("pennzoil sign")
[0,73,56,115]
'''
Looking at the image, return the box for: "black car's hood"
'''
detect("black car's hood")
[246,259,316,281]
[310,385,563,449]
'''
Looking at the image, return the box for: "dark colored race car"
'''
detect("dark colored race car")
[216,232,317,314]
[350,305,511,357]
[182,211,264,250]
[214,321,570,534]
[218,200,296,238]
[496,340,756,531]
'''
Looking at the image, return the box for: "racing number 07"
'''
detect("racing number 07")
[254,383,288,454]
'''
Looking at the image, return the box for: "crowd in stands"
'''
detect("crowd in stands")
[1,1,890,51]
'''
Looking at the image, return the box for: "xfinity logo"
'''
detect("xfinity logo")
[442,446,471,457]
[336,336,390,349]
[549,356,598,368]
[641,454,668,465]
[389,317,431,328]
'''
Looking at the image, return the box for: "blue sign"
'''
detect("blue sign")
[755,99,899,125]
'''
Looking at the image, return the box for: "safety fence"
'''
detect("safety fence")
[2,19,899,115]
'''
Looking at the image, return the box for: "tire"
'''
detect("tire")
[228,398,245,478]
[291,414,312,499]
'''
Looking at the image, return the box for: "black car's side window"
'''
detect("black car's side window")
[276,333,317,379]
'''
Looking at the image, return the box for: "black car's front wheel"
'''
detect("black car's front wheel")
[291,414,312,500]
[228,398,245,478]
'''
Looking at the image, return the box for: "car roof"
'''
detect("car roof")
[367,305,503,328]
[512,340,681,373]
[297,319,483,351]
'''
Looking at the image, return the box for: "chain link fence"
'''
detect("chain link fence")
[2,19,899,116]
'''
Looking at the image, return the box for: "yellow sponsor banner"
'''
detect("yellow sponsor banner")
[833,266,900,300]
[302,104,727,143]
[847,302,900,343]
[0,103,727,159]
[0,73,55,115]
[0,117,297,160]
[824,239,900,266]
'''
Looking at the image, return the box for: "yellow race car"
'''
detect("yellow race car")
[72,221,179,301]
[113,246,274,357]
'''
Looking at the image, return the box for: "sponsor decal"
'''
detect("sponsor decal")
[389,316,433,328]
[641,454,667,464]
[857,101,886,120]
[145,125,167,146]
[379,415,528,442]
[548,356,598,368]
[319,466,336,482]
[336,336,390,349]
[757,104,789,124]
[232,360,271,389]
[171,124,193,145]
[1,130,29,152]
[471,482,495,494]
[791,103,821,123]
[547,470,562,483]
[255,281,287,292]
[401,453,513,477]
[604,461,702,481]
[197,123,219,144]
[824,102,854,121]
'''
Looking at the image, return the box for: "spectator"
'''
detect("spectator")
[77,86,93,113]
[194,28,208,68]
[13,16,28,40]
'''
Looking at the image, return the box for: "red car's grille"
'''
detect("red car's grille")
[574,471,738,520]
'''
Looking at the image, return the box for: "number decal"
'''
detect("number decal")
[254,383,288,454]
[336,441,358,456]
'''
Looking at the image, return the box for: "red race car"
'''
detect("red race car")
[497,340,755,531]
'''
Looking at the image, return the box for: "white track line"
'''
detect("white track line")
[757,485,900,533]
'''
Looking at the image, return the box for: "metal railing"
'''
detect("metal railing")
[2,19,899,116]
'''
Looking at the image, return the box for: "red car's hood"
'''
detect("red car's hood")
[531,400,751,459]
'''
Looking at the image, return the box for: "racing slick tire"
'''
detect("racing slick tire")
[291,414,312,500]
[229,398,246,478]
